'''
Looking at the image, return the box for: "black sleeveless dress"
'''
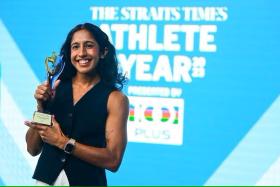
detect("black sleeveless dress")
[33,79,115,186]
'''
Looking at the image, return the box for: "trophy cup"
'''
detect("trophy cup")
[32,52,65,126]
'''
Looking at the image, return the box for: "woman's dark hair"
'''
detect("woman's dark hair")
[59,23,127,90]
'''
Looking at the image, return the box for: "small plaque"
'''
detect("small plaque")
[33,111,52,126]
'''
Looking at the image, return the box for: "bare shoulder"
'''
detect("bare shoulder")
[108,90,129,109]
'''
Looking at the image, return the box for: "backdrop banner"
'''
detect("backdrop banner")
[0,0,279,185]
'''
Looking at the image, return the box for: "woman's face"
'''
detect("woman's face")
[70,29,102,75]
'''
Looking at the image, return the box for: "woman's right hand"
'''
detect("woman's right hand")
[34,80,60,111]
[34,81,51,111]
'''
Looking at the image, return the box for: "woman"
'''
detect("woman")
[25,23,129,186]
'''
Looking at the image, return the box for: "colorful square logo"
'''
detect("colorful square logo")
[128,96,184,145]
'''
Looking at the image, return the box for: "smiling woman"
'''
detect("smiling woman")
[59,23,127,90]
[25,23,129,186]
[70,29,103,75]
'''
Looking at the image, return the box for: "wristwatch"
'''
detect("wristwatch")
[63,138,76,154]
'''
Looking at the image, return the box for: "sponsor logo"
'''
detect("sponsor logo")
[128,96,184,145]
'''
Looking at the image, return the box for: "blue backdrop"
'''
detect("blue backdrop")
[0,0,280,185]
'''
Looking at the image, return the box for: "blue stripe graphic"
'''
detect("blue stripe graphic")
[0,119,34,185]
[205,95,280,185]
[0,19,39,185]
[0,19,39,118]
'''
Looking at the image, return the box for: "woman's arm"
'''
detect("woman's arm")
[69,91,129,172]
[25,80,60,156]
[25,125,43,156]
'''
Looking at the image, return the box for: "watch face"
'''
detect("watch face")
[64,143,74,154]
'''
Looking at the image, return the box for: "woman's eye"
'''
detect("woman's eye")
[71,45,79,50]
[85,43,94,48]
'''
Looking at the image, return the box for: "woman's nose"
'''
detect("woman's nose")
[78,46,87,56]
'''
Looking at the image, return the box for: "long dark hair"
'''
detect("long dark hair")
[59,23,127,90]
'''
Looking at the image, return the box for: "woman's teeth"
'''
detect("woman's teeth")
[79,59,89,64]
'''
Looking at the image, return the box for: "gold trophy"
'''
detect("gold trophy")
[32,52,65,126]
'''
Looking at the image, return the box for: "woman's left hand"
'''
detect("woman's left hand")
[35,116,67,149]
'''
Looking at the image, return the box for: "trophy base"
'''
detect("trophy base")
[32,111,52,126]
